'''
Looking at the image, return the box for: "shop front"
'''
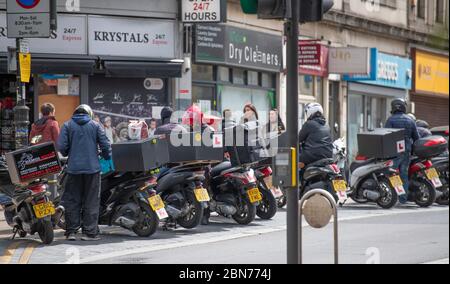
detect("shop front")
[298,40,329,130]
[1,12,182,151]
[411,49,449,127]
[344,51,413,161]
[192,24,282,126]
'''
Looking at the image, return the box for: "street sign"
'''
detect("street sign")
[6,0,51,38]
[19,38,29,53]
[181,0,226,23]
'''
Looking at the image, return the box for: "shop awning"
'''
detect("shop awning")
[103,59,183,78]
[31,54,97,75]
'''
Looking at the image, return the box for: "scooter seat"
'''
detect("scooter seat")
[210,161,233,177]
[306,158,335,169]
[350,158,376,173]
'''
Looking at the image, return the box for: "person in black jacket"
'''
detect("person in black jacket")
[298,103,333,169]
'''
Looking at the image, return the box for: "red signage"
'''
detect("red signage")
[299,40,329,77]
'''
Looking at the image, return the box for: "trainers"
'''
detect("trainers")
[81,235,101,241]
[66,234,77,241]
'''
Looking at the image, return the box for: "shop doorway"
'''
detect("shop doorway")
[347,94,390,162]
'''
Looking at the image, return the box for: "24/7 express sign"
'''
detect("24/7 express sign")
[182,0,226,23]
[6,0,51,38]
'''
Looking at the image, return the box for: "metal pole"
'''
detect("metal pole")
[286,0,300,265]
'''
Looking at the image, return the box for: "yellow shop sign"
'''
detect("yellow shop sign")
[414,50,449,96]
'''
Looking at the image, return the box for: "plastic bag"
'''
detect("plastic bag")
[128,120,149,141]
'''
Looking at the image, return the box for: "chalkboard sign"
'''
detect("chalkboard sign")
[5,142,61,185]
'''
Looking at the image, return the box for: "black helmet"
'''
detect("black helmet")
[416,120,430,129]
[391,98,407,114]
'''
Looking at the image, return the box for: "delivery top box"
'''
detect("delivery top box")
[357,128,406,159]
[5,142,61,185]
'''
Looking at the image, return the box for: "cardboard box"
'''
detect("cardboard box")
[357,128,406,159]
[5,142,61,185]
[112,138,169,172]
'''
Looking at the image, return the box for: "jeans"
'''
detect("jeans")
[62,173,101,236]
[393,152,411,203]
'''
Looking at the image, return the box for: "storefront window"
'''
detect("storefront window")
[232,68,246,85]
[218,67,230,82]
[248,71,259,86]
[299,75,314,96]
[37,74,81,126]
[192,64,214,81]
[220,85,271,126]
[0,76,17,154]
[192,85,215,114]
[262,73,275,89]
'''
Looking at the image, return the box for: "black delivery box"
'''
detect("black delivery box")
[413,136,448,159]
[166,132,224,164]
[5,142,61,185]
[112,138,169,172]
[357,128,406,159]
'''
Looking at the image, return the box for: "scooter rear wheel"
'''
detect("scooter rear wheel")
[233,198,256,225]
[414,181,437,208]
[177,192,204,229]
[256,185,277,220]
[132,201,159,237]
[38,220,54,245]
[376,178,399,209]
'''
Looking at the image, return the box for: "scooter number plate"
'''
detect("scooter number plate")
[389,175,404,188]
[425,168,443,188]
[332,180,347,192]
[248,188,263,203]
[148,195,165,211]
[33,202,55,219]
[194,188,211,202]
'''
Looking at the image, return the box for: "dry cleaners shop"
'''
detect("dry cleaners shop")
[0,13,182,147]
[343,50,413,162]
[192,24,283,126]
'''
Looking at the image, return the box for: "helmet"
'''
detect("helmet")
[407,113,417,121]
[416,120,430,129]
[391,98,407,114]
[305,103,324,120]
[74,104,94,119]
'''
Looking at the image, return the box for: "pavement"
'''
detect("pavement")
[0,202,448,264]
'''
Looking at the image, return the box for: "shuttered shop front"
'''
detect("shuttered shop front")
[412,94,449,127]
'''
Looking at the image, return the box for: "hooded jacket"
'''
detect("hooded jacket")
[385,112,420,151]
[155,107,187,136]
[30,116,60,145]
[298,114,333,164]
[57,114,111,175]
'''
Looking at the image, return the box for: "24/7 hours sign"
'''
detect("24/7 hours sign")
[182,0,226,23]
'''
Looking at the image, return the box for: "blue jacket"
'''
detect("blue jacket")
[58,114,112,175]
[385,112,420,151]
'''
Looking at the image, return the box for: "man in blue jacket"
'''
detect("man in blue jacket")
[58,105,111,241]
[385,99,420,204]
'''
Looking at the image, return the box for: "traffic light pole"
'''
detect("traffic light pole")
[285,0,300,265]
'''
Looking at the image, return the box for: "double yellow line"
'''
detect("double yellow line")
[0,241,39,264]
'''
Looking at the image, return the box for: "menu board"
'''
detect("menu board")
[89,76,168,143]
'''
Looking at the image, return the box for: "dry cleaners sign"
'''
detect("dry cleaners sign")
[182,0,226,23]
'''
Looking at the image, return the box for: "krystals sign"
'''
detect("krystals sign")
[88,16,176,59]
[1,13,87,55]
[182,0,226,23]
[195,24,282,72]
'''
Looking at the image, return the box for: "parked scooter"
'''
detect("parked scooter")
[408,136,448,207]
[348,157,402,209]
[432,154,449,206]
[300,158,348,204]
[152,163,209,229]
[253,164,278,220]
[0,156,56,244]
[58,166,162,237]
[207,161,261,225]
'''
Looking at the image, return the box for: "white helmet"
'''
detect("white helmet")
[305,103,324,120]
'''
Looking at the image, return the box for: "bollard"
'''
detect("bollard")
[298,189,339,264]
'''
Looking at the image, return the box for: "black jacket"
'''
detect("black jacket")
[298,114,333,164]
